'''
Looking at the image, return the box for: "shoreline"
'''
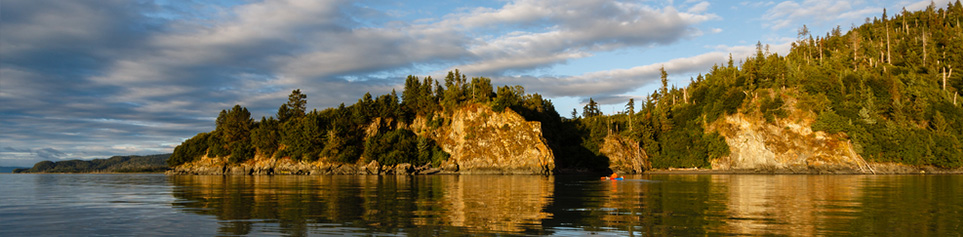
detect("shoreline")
[643,164,963,175]
[13,164,963,175]
[10,171,168,174]
[9,170,963,175]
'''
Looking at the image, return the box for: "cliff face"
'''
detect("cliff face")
[414,104,555,174]
[599,134,649,174]
[707,112,874,173]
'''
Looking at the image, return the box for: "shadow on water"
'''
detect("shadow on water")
[169,175,557,236]
[167,174,963,236]
[542,175,727,235]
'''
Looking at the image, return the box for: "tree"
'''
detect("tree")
[363,129,418,166]
[625,98,635,114]
[626,98,635,132]
[932,111,948,134]
[251,117,280,157]
[218,105,254,163]
[470,77,494,103]
[279,114,324,161]
[442,70,468,108]
[169,132,211,166]
[221,105,253,145]
[278,89,307,122]
[582,98,602,118]
[797,24,810,40]
[492,85,522,112]
[660,66,669,104]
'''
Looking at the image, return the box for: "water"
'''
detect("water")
[1,174,961,236]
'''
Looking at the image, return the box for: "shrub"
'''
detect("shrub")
[168,132,211,166]
[812,110,854,134]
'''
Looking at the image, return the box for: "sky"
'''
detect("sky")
[0,0,954,167]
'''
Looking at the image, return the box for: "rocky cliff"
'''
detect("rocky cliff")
[169,104,556,175]
[706,110,876,173]
[599,134,649,174]
[413,104,555,174]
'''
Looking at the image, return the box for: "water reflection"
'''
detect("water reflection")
[169,175,555,235]
[166,174,963,236]
[707,175,963,236]
[545,175,730,235]
[711,175,865,235]
[436,175,553,233]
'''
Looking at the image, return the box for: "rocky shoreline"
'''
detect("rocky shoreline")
[165,156,556,176]
[645,163,963,175]
[166,160,447,176]
[167,160,963,176]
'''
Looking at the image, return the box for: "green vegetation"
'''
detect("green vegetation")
[168,69,566,168]
[170,3,963,170]
[573,2,963,169]
[15,154,170,173]
[569,66,730,169]
[362,129,448,166]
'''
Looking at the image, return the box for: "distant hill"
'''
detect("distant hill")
[1,167,29,173]
[14,154,171,173]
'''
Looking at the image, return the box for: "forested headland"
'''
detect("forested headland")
[168,70,596,174]
[14,154,170,173]
[619,3,963,170]
[168,3,963,174]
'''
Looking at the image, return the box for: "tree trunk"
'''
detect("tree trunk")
[819,39,824,63]
[923,29,927,66]
[946,67,952,91]
[887,27,892,64]
[683,87,689,104]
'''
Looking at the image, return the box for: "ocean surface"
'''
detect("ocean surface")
[1,173,961,236]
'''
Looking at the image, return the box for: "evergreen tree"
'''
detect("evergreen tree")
[278,89,307,122]
[251,117,280,157]
[582,98,602,118]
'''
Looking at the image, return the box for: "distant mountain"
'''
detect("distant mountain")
[14,154,171,173]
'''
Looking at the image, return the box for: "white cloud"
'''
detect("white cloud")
[741,1,777,8]
[688,1,711,13]
[501,41,793,100]
[902,0,953,11]
[437,0,719,75]
[85,0,720,110]
[96,0,350,84]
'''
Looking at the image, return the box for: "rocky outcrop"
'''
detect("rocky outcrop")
[166,155,453,175]
[414,104,555,174]
[599,134,649,174]
[169,104,556,175]
[707,113,875,173]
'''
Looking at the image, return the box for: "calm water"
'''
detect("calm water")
[1,174,961,236]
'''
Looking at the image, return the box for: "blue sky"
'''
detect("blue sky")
[0,0,952,166]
